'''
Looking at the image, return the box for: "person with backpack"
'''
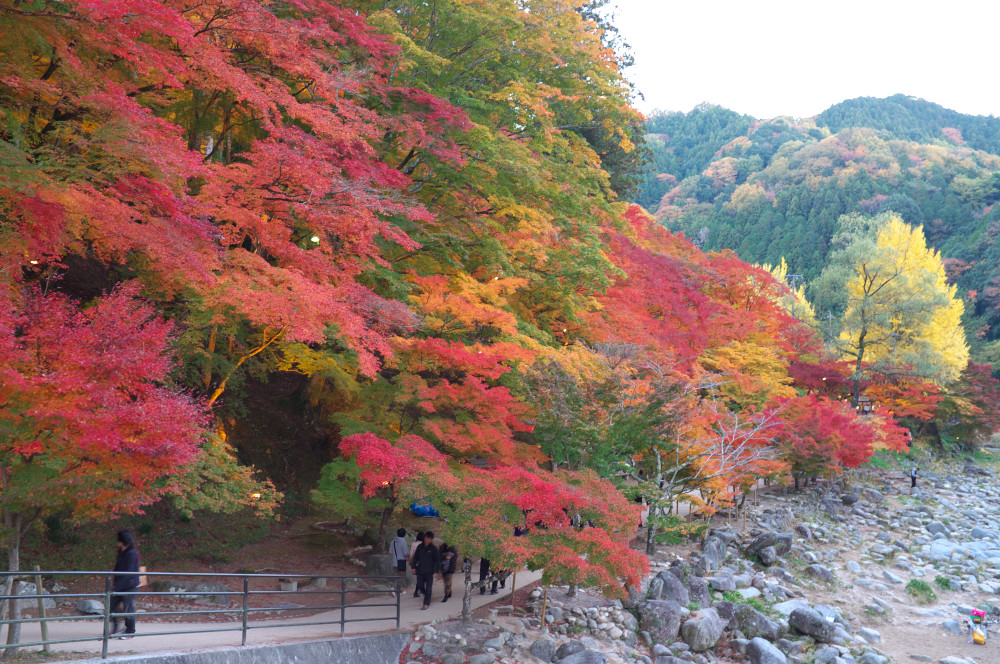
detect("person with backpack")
[439,543,458,602]
[389,528,409,594]
[110,530,141,638]
[411,531,440,609]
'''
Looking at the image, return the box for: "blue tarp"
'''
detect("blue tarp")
[410,503,439,517]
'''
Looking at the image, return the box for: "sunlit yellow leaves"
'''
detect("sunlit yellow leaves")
[699,338,796,409]
[839,215,969,384]
[759,257,817,325]
[408,272,527,338]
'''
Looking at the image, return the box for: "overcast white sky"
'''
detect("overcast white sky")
[612,0,1000,119]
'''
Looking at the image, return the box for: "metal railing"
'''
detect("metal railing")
[0,570,401,658]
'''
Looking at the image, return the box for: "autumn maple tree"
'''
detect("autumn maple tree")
[0,287,192,645]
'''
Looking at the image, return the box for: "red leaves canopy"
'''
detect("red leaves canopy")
[0,287,207,518]
[3,0,467,375]
[774,395,879,476]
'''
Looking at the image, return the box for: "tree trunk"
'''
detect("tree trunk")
[201,326,217,391]
[567,584,577,598]
[376,506,392,549]
[3,511,22,658]
[645,506,658,555]
[461,559,473,622]
[206,328,284,407]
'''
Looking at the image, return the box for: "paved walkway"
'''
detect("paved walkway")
[8,570,543,656]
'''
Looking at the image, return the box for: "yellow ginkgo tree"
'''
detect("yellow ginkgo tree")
[815,212,969,401]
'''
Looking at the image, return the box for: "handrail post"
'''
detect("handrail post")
[241,576,248,646]
[395,576,400,631]
[33,566,48,652]
[339,577,345,637]
[101,575,112,659]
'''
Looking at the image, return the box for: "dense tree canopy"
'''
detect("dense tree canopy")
[2,0,998,624]
[637,96,1000,391]
[817,213,969,390]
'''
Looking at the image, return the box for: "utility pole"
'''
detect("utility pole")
[786,274,803,318]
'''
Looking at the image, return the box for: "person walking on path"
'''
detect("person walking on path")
[479,558,498,595]
[408,531,425,598]
[389,528,409,594]
[110,530,141,638]
[439,544,458,602]
[910,467,919,491]
[411,532,440,610]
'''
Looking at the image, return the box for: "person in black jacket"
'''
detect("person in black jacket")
[111,530,141,637]
[410,531,440,609]
[479,558,498,595]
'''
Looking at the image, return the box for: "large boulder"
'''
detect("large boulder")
[558,650,607,664]
[530,638,557,662]
[747,637,787,664]
[707,575,736,592]
[366,553,412,587]
[669,559,693,582]
[744,533,793,561]
[709,529,740,545]
[804,564,835,583]
[862,487,884,503]
[814,646,841,664]
[638,600,683,644]
[365,553,396,577]
[686,575,711,608]
[702,536,727,571]
[712,601,735,624]
[757,546,778,567]
[555,642,585,660]
[788,607,836,643]
[925,521,949,537]
[16,583,55,610]
[623,574,653,609]
[648,571,690,605]
[680,607,726,652]
[734,604,782,641]
[772,599,811,617]
[77,599,104,615]
[859,654,887,664]
[857,627,881,644]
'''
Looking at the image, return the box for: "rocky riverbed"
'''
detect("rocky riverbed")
[402,461,1000,664]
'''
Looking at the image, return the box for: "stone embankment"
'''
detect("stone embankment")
[406,462,1000,664]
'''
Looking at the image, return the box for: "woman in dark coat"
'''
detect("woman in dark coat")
[111,530,141,637]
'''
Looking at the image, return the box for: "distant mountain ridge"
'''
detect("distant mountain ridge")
[636,95,1000,364]
[817,94,1000,155]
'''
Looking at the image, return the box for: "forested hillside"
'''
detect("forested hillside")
[818,94,1000,155]
[639,97,1000,367]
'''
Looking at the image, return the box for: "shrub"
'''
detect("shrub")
[720,591,777,617]
[906,579,937,604]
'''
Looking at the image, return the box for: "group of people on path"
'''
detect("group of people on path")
[389,529,504,610]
